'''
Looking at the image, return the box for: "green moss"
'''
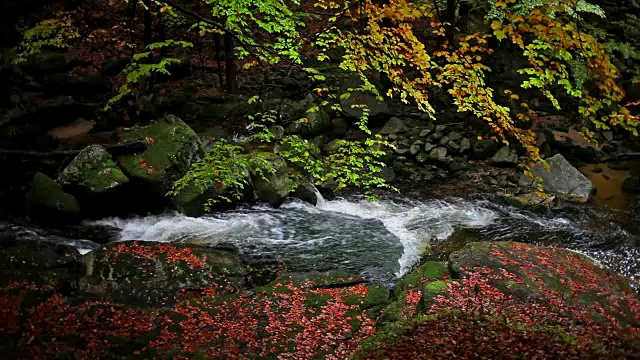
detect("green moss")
[80,158,129,193]
[26,172,80,218]
[378,299,405,323]
[393,261,449,299]
[58,145,129,193]
[116,115,204,184]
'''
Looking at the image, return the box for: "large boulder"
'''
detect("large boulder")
[449,242,638,325]
[251,152,290,207]
[116,115,205,203]
[292,179,322,206]
[81,241,248,306]
[25,172,80,225]
[0,239,83,291]
[339,76,391,121]
[301,107,331,138]
[58,145,129,194]
[379,117,409,135]
[357,242,640,359]
[521,154,594,202]
[471,139,499,159]
[171,170,254,217]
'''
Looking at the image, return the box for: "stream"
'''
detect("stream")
[79,194,640,289]
[2,193,638,289]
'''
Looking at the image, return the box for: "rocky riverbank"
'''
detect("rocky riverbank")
[1,239,638,358]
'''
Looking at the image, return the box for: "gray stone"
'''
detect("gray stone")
[339,76,391,119]
[0,240,82,291]
[395,147,410,155]
[431,132,444,141]
[527,154,594,202]
[301,108,331,137]
[429,147,448,162]
[419,129,432,137]
[392,160,407,173]
[412,140,425,147]
[380,117,409,135]
[270,125,285,140]
[410,144,421,155]
[81,241,247,306]
[491,146,519,167]
[439,136,450,146]
[292,180,320,206]
[449,161,468,173]
[459,138,471,153]
[447,141,460,154]
[310,135,329,149]
[424,143,435,153]
[378,166,396,183]
[472,139,499,159]
[388,133,398,141]
[506,192,555,208]
[448,132,462,141]
[251,152,290,207]
[434,125,447,133]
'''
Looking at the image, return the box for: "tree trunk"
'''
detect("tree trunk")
[126,0,137,56]
[443,0,457,48]
[214,33,225,88]
[223,33,238,93]
[143,0,152,47]
[157,12,167,57]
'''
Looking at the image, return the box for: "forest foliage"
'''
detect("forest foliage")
[11,0,640,200]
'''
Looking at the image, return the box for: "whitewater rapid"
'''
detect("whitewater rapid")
[86,196,639,287]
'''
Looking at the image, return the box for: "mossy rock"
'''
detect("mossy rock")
[379,262,450,325]
[0,239,83,291]
[449,241,639,326]
[251,152,290,206]
[25,172,80,225]
[58,144,129,193]
[393,261,449,299]
[116,115,205,199]
[81,241,247,307]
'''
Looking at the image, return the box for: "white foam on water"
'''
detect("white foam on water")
[319,198,497,275]
[86,197,640,287]
[313,186,327,208]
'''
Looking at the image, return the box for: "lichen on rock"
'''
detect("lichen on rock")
[58,144,129,193]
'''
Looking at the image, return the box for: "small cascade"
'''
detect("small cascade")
[312,185,326,208]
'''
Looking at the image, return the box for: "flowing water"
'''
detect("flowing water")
[81,195,640,289]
